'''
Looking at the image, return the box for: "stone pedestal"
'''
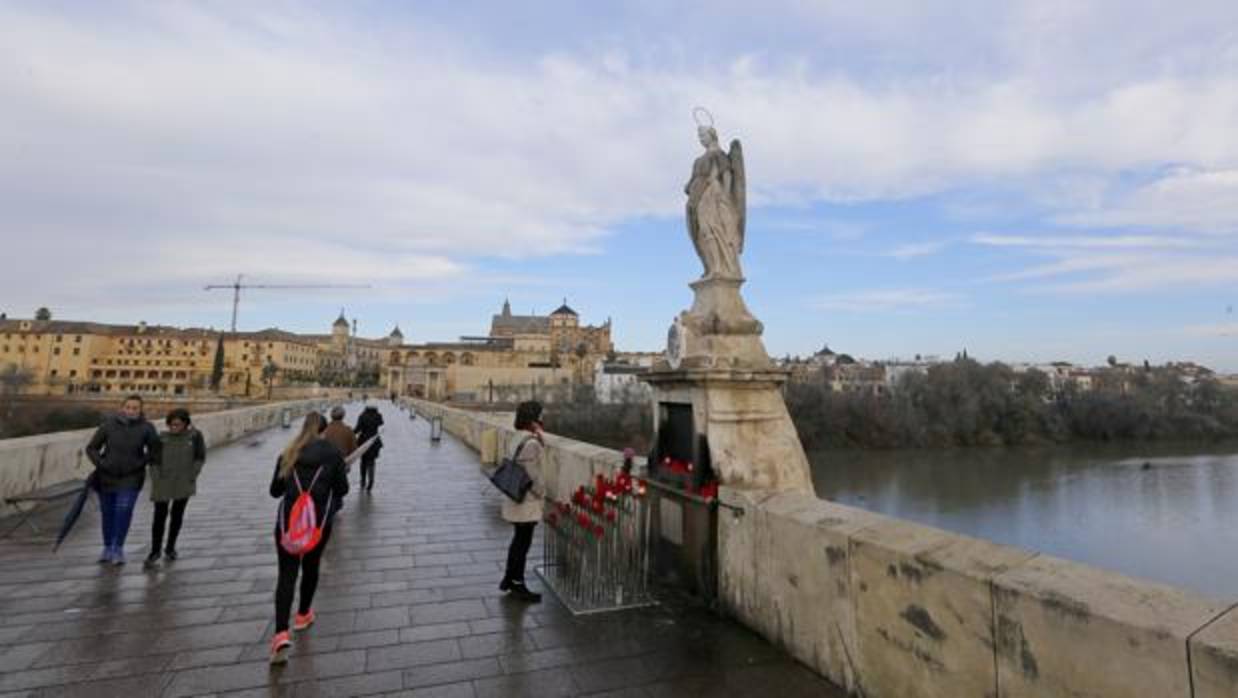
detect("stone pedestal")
[646,276,815,495]
[643,367,814,493]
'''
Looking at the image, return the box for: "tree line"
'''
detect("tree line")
[537,360,1238,453]
[786,360,1238,450]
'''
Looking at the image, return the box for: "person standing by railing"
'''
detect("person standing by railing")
[499,400,546,602]
[145,408,206,568]
[85,394,160,565]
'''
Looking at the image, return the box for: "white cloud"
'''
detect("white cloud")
[1056,168,1238,234]
[886,241,949,259]
[971,233,1197,249]
[1184,322,1238,338]
[815,289,964,313]
[2,1,1238,318]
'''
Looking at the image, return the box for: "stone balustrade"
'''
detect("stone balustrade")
[0,397,336,516]
[406,398,1238,698]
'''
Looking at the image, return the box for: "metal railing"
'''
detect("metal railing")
[537,474,655,614]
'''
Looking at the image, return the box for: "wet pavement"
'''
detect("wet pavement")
[0,403,846,697]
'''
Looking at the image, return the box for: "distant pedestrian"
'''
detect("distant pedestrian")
[85,395,161,565]
[145,408,206,567]
[321,406,357,461]
[353,405,384,492]
[269,412,349,665]
[499,400,546,602]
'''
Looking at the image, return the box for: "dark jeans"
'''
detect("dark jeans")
[360,455,377,490]
[504,522,536,584]
[99,488,140,552]
[274,526,332,633]
[151,498,189,553]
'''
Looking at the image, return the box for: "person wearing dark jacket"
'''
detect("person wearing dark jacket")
[85,395,160,565]
[145,408,206,567]
[268,412,349,665]
[353,405,384,492]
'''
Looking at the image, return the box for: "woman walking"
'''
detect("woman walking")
[145,408,206,567]
[85,395,160,565]
[269,412,349,665]
[499,401,546,602]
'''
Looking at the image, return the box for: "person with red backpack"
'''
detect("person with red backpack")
[268,412,349,665]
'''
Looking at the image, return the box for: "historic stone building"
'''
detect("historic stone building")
[0,312,387,399]
[385,299,614,402]
[300,310,386,386]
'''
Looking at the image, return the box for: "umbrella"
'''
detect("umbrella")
[53,471,97,552]
[344,435,379,467]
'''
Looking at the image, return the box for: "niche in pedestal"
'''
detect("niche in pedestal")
[650,402,715,489]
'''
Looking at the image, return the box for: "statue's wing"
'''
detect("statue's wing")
[729,139,746,251]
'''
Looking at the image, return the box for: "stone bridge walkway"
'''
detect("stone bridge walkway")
[0,403,843,697]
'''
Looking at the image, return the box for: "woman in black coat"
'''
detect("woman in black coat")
[85,394,160,565]
[268,412,349,664]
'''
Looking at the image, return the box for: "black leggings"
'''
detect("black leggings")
[274,526,332,633]
[360,455,377,489]
[151,499,189,553]
[504,522,536,584]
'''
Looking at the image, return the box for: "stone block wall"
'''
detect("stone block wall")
[719,488,1238,698]
[0,397,334,516]
[404,399,1238,697]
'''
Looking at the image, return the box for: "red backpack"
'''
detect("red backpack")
[279,466,332,556]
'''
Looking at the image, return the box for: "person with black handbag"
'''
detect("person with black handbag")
[498,401,546,602]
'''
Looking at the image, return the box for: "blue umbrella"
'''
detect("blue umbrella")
[53,471,98,552]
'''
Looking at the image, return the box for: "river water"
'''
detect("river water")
[810,442,1238,600]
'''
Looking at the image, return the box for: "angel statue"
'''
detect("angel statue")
[685,112,746,281]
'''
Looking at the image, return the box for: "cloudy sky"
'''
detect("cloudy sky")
[3,1,1237,369]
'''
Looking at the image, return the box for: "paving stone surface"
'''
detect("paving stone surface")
[0,403,846,697]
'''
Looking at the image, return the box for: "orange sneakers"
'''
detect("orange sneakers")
[269,631,291,665]
[293,609,316,631]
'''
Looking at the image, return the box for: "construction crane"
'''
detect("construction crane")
[204,274,370,332]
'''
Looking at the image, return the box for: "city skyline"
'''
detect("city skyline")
[2,2,1237,370]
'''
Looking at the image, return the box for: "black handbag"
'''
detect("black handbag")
[489,436,536,503]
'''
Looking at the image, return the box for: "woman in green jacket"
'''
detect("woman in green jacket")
[146,408,206,567]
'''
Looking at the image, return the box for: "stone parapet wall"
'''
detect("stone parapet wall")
[406,399,629,502]
[405,398,1238,697]
[0,397,335,516]
[718,488,1238,698]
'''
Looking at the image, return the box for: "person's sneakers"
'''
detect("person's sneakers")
[144,551,161,569]
[111,550,126,566]
[293,610,316,631]
[98,548,112,564]
[498,577,513,592]
[509,582,542,603]
[269,631,292,665]
[164,548,178,561]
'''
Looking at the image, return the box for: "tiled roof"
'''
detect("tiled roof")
[490,315,550,334]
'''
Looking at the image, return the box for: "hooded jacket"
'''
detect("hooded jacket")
[149,427,206,502]
[270,439,349,530]
[353,407,384,458]
[85,414,161,493]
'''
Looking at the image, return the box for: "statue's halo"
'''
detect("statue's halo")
[692,106,715,128]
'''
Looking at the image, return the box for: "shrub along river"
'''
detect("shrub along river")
[811,441,1238,599]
